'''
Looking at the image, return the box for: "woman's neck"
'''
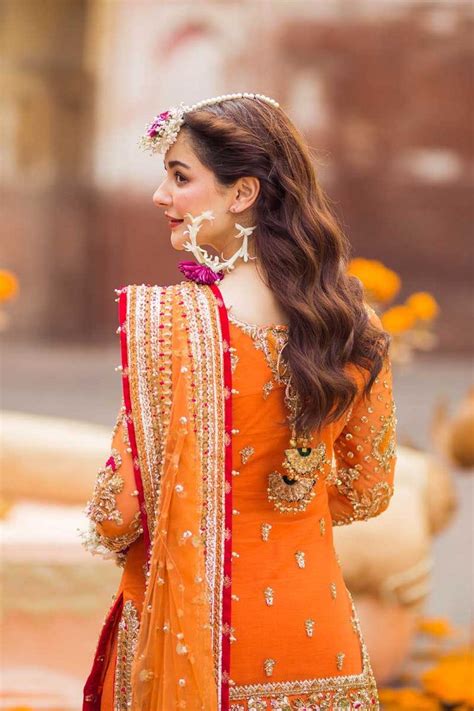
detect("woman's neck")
[218,257,288,326]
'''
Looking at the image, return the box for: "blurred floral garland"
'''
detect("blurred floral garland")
[348,258,439,364]
[379,616,474,710]
[0,269,19,332]
[1,270,20,521]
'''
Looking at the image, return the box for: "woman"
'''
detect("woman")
[83,92,397,711]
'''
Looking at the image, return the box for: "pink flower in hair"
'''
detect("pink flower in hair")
[147,111,171,137]
[139,104,186,154]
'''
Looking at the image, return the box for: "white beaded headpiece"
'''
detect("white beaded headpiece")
[139,92,280,155]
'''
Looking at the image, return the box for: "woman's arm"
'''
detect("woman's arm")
[84,402,142,553]
[327,317,398,526]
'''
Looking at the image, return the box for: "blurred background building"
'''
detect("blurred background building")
[1,1,473,708]
[1,0,473,350]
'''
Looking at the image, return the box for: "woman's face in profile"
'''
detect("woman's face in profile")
[153,131,236,252]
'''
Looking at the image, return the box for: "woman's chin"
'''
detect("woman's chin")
[170,230,186,251]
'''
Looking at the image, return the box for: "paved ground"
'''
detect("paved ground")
[2,341,473,629]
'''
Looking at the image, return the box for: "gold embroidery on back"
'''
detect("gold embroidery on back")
[227,312,289,395]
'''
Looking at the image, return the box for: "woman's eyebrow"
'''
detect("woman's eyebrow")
[164,160,191,170]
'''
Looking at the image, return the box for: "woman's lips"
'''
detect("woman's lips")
[168,218,184,229]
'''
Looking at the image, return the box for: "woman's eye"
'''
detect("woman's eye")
[175,172,187,184]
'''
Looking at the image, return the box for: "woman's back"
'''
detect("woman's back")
[227,315,381,701]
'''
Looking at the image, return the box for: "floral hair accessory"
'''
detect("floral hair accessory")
[138,104,187,155]
[139,92,279,155]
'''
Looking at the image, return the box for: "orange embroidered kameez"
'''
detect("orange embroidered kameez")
[82,282,397,711]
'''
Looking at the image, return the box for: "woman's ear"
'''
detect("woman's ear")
[231,176,260,213]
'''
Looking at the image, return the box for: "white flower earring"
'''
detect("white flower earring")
[178,209,257,284]
[223,222,257,266]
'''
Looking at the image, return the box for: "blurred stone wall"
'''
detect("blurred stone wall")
[1,0,472,351]
[1,0,96,338]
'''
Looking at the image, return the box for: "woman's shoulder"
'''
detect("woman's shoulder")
[114,280,200,303]
[116,279,208,293]
[114,281,218,326]
[115,282,177,295]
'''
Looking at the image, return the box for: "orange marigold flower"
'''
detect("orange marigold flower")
[0,269,19,301]
[381,304,417,334]
[0,496,14,520]
[422,648,474,706]
[348,258,401,304]
[378,687,439,709]
[417,617,454,638]
[406,292,439,321]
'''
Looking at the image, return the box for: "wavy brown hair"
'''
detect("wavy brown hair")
[183,98,391,436]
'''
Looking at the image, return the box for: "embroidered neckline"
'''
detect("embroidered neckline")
[227,311,289,389]
[227,310,289,336]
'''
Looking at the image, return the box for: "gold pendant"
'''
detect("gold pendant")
[282,441,327,479]
[267,472,316,513]
[267,441,327,514]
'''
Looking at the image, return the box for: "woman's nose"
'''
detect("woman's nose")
[152,182,171,207]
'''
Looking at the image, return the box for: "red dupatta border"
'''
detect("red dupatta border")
[209,283,233,711]
[83,592,123,709]
[118,287,151,555]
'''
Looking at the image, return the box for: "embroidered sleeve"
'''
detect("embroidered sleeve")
[327,312,398,526]
[84,403,142,555]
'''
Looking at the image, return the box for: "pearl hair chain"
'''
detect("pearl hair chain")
[187,92,279,112]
